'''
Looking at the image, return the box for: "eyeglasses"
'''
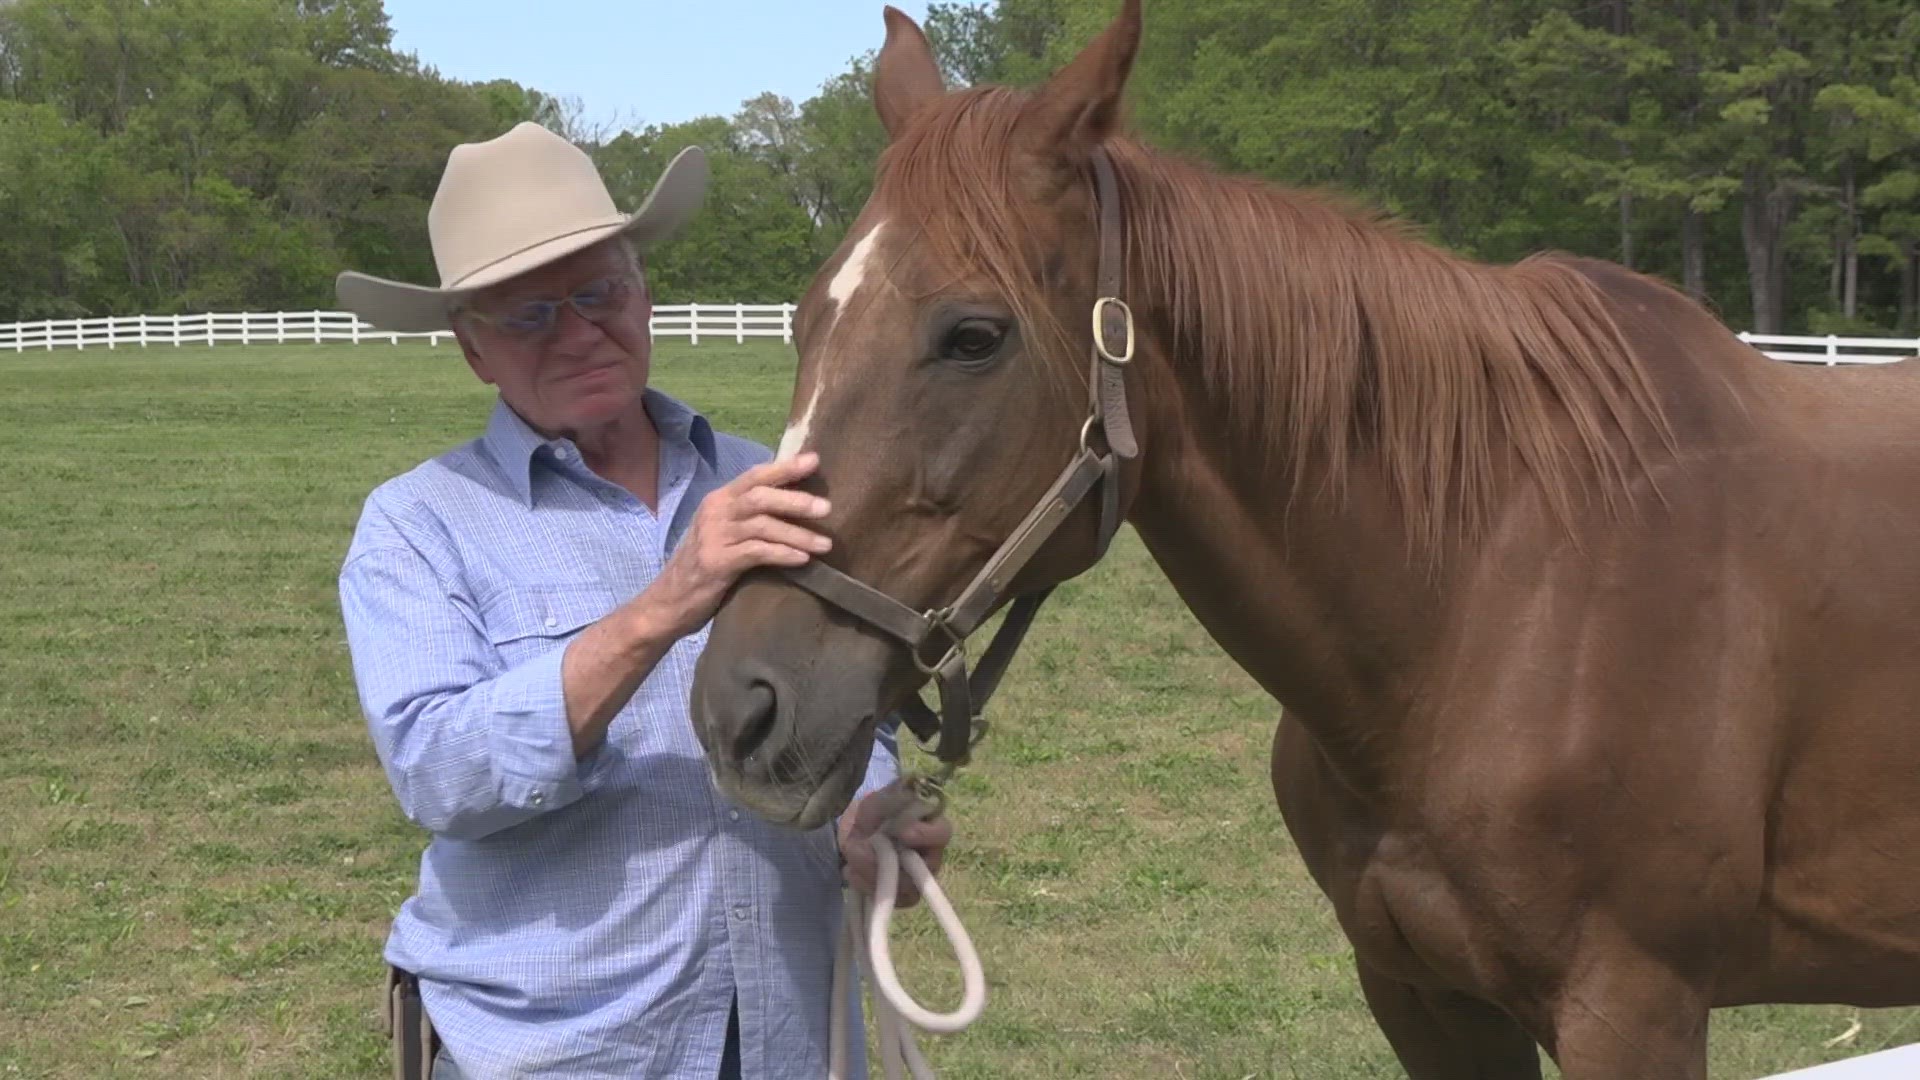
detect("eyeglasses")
[459,275,642,337]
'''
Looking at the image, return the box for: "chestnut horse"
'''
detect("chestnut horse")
[690,2,1920,1075]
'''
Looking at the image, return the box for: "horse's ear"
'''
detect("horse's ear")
[873,6,946,141]
[1018,0,1141,160]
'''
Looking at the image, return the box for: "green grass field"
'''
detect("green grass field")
[3,340,1917,1078]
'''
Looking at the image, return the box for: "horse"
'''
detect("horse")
[688,2,1920,1075]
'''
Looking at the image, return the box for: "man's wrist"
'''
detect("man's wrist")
[616,593,683,666]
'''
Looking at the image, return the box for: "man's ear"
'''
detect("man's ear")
[451,320,495,386]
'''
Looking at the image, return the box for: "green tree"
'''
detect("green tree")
[595,117,817,301]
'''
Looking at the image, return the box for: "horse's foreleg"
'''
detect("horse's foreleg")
[1356,963,1543,1080]
[1541,951,1709,1080]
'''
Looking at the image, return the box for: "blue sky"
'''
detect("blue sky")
[382,1,933,134]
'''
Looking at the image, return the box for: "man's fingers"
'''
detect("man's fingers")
[735,450,820,490]
[738,483,831,521]
[732,539,814,569]
[736,514,831,554]
[894,818,953,850]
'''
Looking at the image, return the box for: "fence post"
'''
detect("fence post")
[352,317,361,345]
[783,304,794,344]
[690,302,699,346]
[277,311,285,344]
[1828,334,1838,366]
[45,319,53,351]
[312,311,321,344]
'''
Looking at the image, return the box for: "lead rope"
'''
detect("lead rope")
[827,775,987,1080]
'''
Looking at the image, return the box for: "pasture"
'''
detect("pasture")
[2,340,1916,1078]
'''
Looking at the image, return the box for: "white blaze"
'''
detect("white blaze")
[776,219,887,462]
[827,220,886,321]
[776,383,821,462]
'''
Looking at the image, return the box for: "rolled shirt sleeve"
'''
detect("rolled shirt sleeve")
[339,500,606,841]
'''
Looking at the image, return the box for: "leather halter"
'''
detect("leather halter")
[781,147,1139,773]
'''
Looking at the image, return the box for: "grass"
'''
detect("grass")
[3,339,1918,1077]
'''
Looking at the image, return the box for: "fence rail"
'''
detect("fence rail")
[2,307,1918,363]
[1734,331,1920,365]
[0,304,799,352]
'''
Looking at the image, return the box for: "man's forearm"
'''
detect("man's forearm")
[561,600,680,758]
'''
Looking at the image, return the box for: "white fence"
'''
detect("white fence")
[0,303,798,351]
[1734,331,1920,365]
[2,307,1918,363]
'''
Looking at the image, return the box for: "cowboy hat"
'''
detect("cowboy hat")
[335,121,708,333]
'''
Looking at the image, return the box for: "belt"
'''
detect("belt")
[384,965,441,1080]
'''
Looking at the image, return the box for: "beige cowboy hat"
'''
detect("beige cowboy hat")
[335,121,708,333]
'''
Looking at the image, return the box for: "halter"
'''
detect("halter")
[781,147,1139,781]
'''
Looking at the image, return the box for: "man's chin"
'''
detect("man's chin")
[560,385,640,426]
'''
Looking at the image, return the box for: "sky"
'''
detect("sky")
[382,1,934,135]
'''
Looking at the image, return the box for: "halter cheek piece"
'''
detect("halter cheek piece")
[780,147,1139,776]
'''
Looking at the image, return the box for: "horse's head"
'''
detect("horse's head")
[690,1,1148,828]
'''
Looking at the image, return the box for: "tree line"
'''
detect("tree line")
[2,0,1916,334]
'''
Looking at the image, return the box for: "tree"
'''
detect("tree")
[923,1,1006,86]
[595,117,818,301]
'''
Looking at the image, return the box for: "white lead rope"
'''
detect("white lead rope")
[827,806,987,1080]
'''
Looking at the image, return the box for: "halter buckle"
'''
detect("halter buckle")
[1092,296,1134,365]
[913,610,966,677]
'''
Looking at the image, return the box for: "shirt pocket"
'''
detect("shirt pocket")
[478,581,618,669]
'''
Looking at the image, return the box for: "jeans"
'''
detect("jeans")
[431,996,741,1079]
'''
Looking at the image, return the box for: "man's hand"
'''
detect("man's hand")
[632,451,831,642]
[839,790,954,909]
[564,454,827,760]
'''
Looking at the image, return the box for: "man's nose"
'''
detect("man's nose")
[548,301,603,352]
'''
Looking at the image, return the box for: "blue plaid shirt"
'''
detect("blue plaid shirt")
[339,388,898,1079]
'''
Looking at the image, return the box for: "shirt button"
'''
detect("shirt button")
[544,615,558,628]
[728,810,740,821]
[530,790,545,806]
[731,904,749,920]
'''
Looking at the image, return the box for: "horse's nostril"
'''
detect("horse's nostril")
[731,678,779,763]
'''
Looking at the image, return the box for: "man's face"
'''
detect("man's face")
[453,239,654,438]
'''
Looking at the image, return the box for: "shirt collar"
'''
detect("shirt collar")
[482,387,717,508]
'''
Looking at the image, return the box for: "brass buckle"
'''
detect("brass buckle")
[1092,296,1134,365]
[902,719,992,814]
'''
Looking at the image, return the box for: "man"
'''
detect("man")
[334,122,951,1080]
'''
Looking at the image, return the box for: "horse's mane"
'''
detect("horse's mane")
[876,86,1674,558]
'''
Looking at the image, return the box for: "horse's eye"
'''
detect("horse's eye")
[942,319,1006,364]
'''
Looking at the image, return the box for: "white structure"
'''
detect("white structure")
[2,307,1919,363]
[1760,1042,1920,1078]
[0,303,799,351]
[1734,331,1920,366]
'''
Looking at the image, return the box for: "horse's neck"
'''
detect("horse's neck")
[1124,366,1476,793]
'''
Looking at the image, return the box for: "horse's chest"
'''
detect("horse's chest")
[1275,718,1579,997]
[1337,833,1497,991]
